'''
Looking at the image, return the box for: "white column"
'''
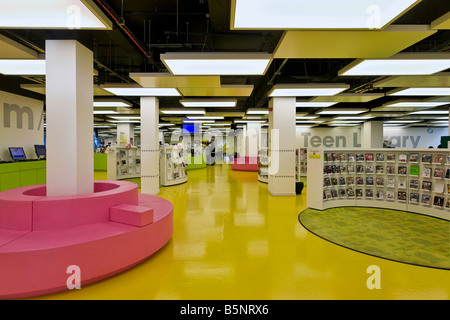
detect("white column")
[362,121,383,148]
[46,40,93,196]
[246,122,261,161]
[268,97,296,196]
[117,123,135,146]
[140,97,160,195]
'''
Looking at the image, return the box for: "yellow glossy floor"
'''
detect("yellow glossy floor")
[35,164,449,300]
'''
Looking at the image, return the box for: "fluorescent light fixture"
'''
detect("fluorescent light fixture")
[94,101,132,107]
[295,102,338,108]
[296,116,319,120]
[159,123,176,127]
[409,110,449,115]
[385,120,422,123]
[186,116,225,120]
[234,120,267,123]
[316,109,368,115]
[161,52,272,76]
[328,124,361,127]
[0,0,112,29]
[160,109,206,115]
[0,59,45,75]
[108,116,141,120]
[339,53,450,76]
[183,120,215,123]
[102,87,181,97]
[232,0,420,30]
[389,88,450,96]
[246,109,270,115]
[269,84,349,97]
[208,123,232,126]
[329,121,365,124]
[384,101,450,107]
[296,125,314,128]
[180,99,237,108]
[296,121,324,124]
[93,110,119,115]
[107,120,140,124]
[333,116,374,120]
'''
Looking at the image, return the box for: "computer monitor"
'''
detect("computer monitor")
[34,145,46,158]
[9,147,26,161]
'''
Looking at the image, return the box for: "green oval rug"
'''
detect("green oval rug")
[299,207,450,270]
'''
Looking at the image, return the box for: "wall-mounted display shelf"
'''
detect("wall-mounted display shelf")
[297,148,308,181]
[307,148,450,221]
[258,147,307,184]
[107,147,141,181]
[160,145,188,187]
[258,147,269,183]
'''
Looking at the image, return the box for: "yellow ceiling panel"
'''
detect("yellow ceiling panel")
[274,25,436,59]
[0,34,38,59]
[21,84,115,96]
[179,85,254,97]
[310,93,384,103]
[374,72,450,87]
[431,11,450,29]
[129,72,221,88]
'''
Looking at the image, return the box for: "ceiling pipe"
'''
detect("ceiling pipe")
[94,0,160,71]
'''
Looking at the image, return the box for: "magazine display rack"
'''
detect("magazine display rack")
[258,148,306,184]
[258,147,269,183]
[107,146,141,180]
[307,148,450,221]
[160,145,188,186]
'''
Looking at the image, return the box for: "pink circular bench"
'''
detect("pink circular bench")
[230,156,259,172]
[0,181,173,299]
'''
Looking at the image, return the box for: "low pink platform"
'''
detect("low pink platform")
[231,156,259,172]
[0,181,173,299]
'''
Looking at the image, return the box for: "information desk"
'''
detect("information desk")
[0,160,46,192]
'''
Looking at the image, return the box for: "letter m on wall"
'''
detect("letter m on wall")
[3,103,34,130]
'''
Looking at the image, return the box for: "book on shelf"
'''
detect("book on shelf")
[434,168,444,178]
[398,154,407,163]
[347,188,355,197]
[446,198,450,208]
[338,189,346,198]
[421,180,432,191]
[346,177,354,185]
[386,178,395,188]
[421,194,431,205]
[409,165,419,176]
[386,165,395,175]
[421,154,432,163]
[365,189,373,198]
[447,183,450,194]
[398,166,407,175]
[355,189,363,198]
[376,177,384,186]
[410,179,419,190]
[446,169,450,179]
[409,192,419,204]
[339,177,346,185]
[386,153,395,162]
[422,167,432,178]
[376,165,384,174]
[409,153,419,163]
[366,177,374,186]
[338,153,346,161]
[356,165,365,174]
[376,153,384,162]
[356,177,364,186]
[366,165,374,174]
[433,196,444,207]
[347,153,355,162]
[398,179,407,189]
[331,189,338,198]
[397,191,407,202]
[376,190,384,200]
[356,153,364,162]
[347,165,355,173]
[386,190,395,201]
[433,154,444,164]
[365,153,374,162]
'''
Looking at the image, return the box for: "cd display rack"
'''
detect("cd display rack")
[307,148,450,221]
[160,145,188,186]
[107,146,141,180]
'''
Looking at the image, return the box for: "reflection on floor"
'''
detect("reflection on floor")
[32,165,450,300]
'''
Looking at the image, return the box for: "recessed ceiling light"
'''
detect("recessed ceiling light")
[384,120,422,123]
[246,109,270,115]
[231,0,421,30]
[296,116,319,120]
[409,110,449,115]
[107,120,140,124]
[234,120,267,123]
[160,109,206,115]
[183,119,215,123]
[102,87,181,97]
[295,102,338,108]
[161,52,272,76]
[93,110,119,115]
[0,0,112,29]
[108,116,141,120]
[186,116,225,120]
[269,84,349,97]
[316,109,368,115]
[333,116,375,120]
[389,88,450,96]
[384,101,450,107]
[180,99,237,108]
[339,53,450,76]
[0,59,45,75]
[94,101,132,107]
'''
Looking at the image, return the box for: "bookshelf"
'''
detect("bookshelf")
[160,145,188,186]
[307,148,450,221]
[107,146,141,180]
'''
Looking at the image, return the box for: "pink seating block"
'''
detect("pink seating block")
[110,204,154,227]
[231,156,259,172]
[0,181,174,299]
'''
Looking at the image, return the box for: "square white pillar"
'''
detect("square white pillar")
[117,123,135,146]
[268,97,296,196]
[140,97,160,195]
[362,121,384,148]
[45,40,93,196]
[246,122,261,160]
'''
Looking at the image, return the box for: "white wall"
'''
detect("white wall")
[0,90,44,161]
[294,126,448,149]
